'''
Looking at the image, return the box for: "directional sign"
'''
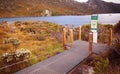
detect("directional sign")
[91,15,98,30]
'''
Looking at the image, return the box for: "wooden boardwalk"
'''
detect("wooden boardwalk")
[15,41,107,74]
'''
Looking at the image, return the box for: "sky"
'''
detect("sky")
[75,0,120,4]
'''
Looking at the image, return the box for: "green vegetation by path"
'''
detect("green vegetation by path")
[69,21,120,74]
[0,21,64,74]
[81,23,113,43]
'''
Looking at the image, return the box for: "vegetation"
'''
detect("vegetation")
[80,23,113,44]
[0,21,64,73]
[69,21,120,74]
[108,21,120,60]
[2,48,31,63]
[0,0,120,17]
[94,58,109,74]
[89,22,120,74]
[0,20,119,74]
[60,23,113,44]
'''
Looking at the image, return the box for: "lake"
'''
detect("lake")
[0,13,120,26]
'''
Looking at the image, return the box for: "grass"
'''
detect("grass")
[0,21,65,73]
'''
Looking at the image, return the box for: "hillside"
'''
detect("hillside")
[87,0,120,13]
[0,0,120,17]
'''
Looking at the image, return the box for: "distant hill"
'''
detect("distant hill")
[87,0,120,13]
[0,0,120,18]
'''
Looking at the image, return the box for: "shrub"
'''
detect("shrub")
[111,21,120,55]
[35,35,46,41]
[14,21,22,26]
[114,21,120,34]
[94,58,109,74]
[3,38,20,46]
[1,48,31,63]
[2,48,31,63]
[9,38,20,46]
[15,48,31,61]
[51,32,62,43]
[81,24,90,41]
[104,24,113,29]
[111,42,120,55]
[2,52,14,63]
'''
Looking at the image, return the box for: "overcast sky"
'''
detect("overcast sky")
[75,0,120,4]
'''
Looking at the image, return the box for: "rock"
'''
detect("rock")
[78,65,94,74]
[41,10,52,16]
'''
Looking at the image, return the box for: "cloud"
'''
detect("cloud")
[74,0,88,2]
[103,0,120,4]
[75,0,120,4]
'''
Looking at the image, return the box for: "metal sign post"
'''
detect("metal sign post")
[91,14,98,43]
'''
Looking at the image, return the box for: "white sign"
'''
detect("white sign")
[91,15,98,43]
[93,32,98,43]
[91,15,98,30]
[91,20,98,30]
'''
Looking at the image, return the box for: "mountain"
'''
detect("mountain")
[87,0,120,13]
[0,0,120,18]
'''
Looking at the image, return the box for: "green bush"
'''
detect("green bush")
[36,35,46,41]
[3,38,20,46]
[112,43,120,54]
[15,48,31,61]
[111,21,120,55]
[81,24,90,41]
[94,58,109,74]
[1,48,31,63]
[114,21,120,34]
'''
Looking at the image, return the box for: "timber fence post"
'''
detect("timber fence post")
[78,26,81,40]
[63,28,67,49]
[89,32,93,56]
[70,29,73,48]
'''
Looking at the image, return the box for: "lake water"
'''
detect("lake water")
[0,13,120,26]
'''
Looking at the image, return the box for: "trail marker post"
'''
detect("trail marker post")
[91,14,98,43]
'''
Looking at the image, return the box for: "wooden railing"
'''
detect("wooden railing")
[62,27,113,55]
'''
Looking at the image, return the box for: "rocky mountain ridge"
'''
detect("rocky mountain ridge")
[0,0,120,17]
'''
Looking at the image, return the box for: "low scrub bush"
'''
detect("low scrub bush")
[51,32,62,43]
[3,38,20,46]
[35,35,46,41]
[108,21,120,60]
[94,58,109,74]
[112,21,120,55]
[1,48,31,63]
[15,48,31,61]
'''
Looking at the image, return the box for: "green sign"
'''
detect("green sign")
[91,15,98,30]
[91,16,98,20]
